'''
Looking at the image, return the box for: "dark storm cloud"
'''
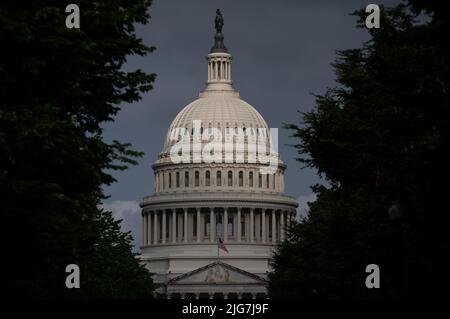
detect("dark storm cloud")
[101,0,400,245]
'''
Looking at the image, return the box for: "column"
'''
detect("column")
[210,208,215,243]
[222,60,225,80]
[261,210,266,243]
[272,210,276,243]
[217,60,222,81]
[142,213,147,245]
[255,213,260,242]
[237,208,241,242]
[224,208,228,242]
[227,61,230,80]
[184,208,188,243]
[250,208,254,243]
[208,62,211,81]
[153,211,158,244]
[224,61,227,80]
[233,210,237,240]
[172,210,176,243]
[150,212,152,245]
[216,61,219,80]
[196,208,201,243]
[280,211,285,241]
[178,212,183,241]
[162,210,166,244]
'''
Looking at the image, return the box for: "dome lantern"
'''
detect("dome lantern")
[206,9,233,91]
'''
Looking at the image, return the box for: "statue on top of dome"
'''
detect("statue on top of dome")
[210,9,228,53]
[215,9,224,33]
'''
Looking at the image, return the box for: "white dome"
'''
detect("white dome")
[169,94,268,132]
[162,85,269,154]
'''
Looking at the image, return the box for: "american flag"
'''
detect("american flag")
[218,238,229,253]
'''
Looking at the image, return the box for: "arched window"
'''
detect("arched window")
[258,173,262,188]
[195,171,199,187]
[249,171,254,187]
[185,171,189,187]
[228,171,233,187]
[272,174,276,189]
[176,172,180,188]
[239,171,243,187]
[205,170,210,186]
[266,174,269,188]
[168,172,172,188]
[241,214,245,237]
[217,171,222,186]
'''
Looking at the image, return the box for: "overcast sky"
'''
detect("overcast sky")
[101,0,400,249]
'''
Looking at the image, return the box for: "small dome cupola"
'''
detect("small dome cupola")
[206,9,233,89]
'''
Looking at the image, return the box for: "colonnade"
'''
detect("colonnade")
[155,168,285,193]
[207,56,231,82]
[142,207,296,246]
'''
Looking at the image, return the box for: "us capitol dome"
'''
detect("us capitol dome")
[140,10,298,299]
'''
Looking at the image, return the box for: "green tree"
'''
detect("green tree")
[269,0,448,298]
[0,0,156,298]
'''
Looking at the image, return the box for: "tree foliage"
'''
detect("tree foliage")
[0,0,156,298]
[269,0,448,298]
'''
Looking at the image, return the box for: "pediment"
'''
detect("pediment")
[168,261,266,285]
